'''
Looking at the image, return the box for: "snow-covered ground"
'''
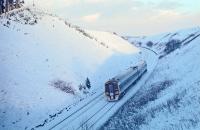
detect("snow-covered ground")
[125,27,200,56]
[43,47,157,130]
[0,7,142,130]
[102,27,200,130]
[1,4,200,130]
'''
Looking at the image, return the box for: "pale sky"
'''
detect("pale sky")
[26,0,200,35]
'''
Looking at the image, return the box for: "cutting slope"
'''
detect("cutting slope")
[0,8,140,130]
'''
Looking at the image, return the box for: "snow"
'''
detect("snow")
[86,30,137,54]
[46,47,157,130]
[139,36,200,130]
[126,26,200,54]
[0,7,140,130]
[1,4,200,130]
[103,27,200,130]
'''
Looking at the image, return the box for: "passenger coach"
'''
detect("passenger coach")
[105,61,147,101]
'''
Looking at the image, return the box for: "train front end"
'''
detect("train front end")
[105,79,120,101]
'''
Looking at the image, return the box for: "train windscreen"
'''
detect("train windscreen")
[105,80,118,96]
[105,82,113,93]
[108,84,114,95]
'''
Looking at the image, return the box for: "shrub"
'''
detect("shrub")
[164,39,181,54]
[137,42,142,46]
[78,83,89,94]
[50,79,76,95]
[146,41,153,47]
[134,80,173,108]
[78,84,86,91]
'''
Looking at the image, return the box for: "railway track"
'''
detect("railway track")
[76,102,115,130]
[82,48,158,130]
[59,70,150,130]
[87,101,117,129]
[49,92,104,130]
[48,47,158,130]
[57,98,112,130]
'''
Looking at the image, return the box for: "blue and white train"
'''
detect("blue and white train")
[105,61,147,101]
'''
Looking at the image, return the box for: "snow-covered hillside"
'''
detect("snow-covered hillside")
[125,27,200,57]
[0,7,141,130]
[102,27,200,130]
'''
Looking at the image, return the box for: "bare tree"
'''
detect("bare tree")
[5,0,13,12]
[3,0,21,13]
[5,0,8,12]
[0,0,4,14]
[15,0,20,8]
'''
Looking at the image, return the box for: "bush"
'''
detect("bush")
[164,39,181,54]
[134,80,173,109]
[50,80,76,95]
[137,42,142,46]
[146,41,153,47]
[78,84,86,91]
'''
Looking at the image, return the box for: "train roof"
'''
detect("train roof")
[106,60,147,84]
[113,66,137,82]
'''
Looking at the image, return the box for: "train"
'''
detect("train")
[105,61,147,101]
